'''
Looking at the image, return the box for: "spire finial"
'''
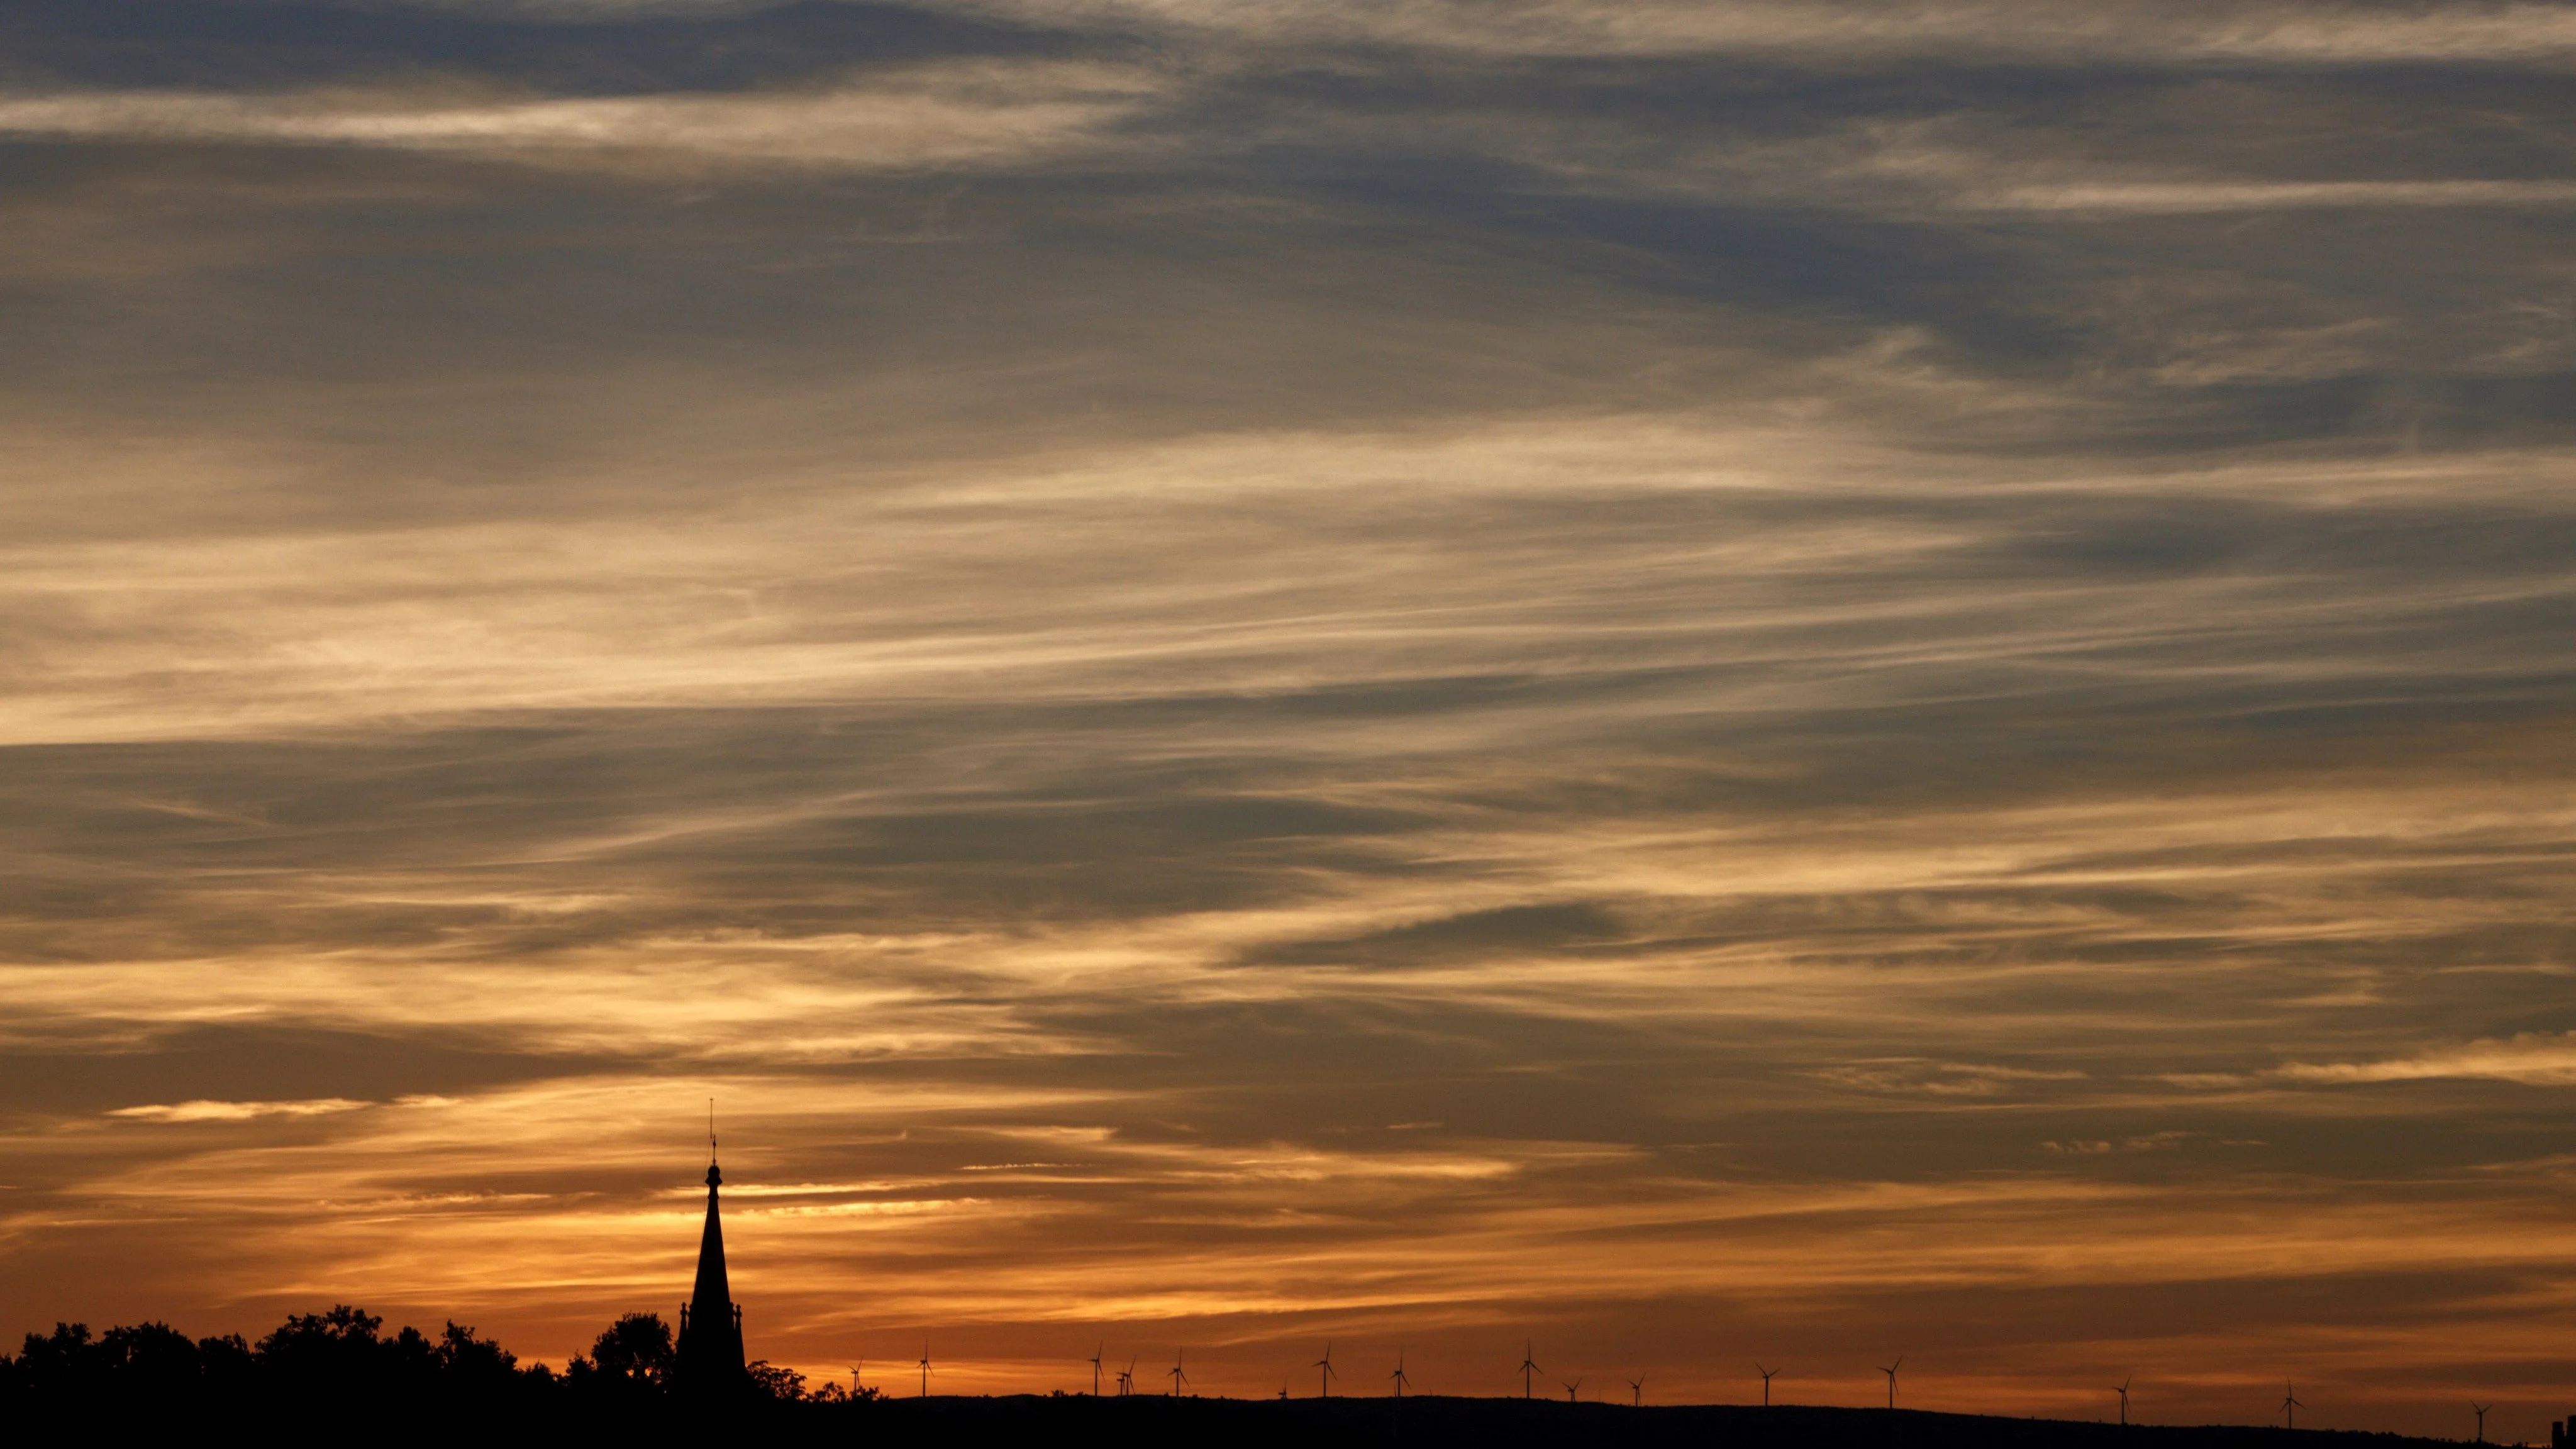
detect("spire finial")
[704,1098,721,1189]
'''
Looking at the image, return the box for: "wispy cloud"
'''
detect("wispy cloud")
[0,62,1162,172]
[2273,1033,2576,1088]
[1962,179,2576,214]
[1,0,2573,1435]
[924,0,2576,65]
[107,1098,374,1123]
[1819,1061,2090,1099]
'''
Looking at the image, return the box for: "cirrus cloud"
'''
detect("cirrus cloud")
[0,60,1164,173]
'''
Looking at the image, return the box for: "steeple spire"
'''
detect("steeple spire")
[676,1101,747,1396]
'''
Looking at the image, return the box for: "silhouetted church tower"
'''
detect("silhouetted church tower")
[676,1109,747,1396]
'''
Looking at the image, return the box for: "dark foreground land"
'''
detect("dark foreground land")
[4,1316,2479,1447]
[855,1396,2468,1449]
[14,1388,2480,1449]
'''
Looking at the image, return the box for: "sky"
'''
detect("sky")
[1,0,2573,1435]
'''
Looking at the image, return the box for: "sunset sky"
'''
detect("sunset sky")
[4,0,2575,1436]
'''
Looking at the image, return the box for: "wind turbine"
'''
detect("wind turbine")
[1879,1356,1902,1410]
[1168,1349,1190,1398]
[1390,1351,1412,1399]
[1116,1355,1136,1397]
[1314,1341,1338,1398]
[2280,1380,2304,1431]
[2473,1402,2492,1443]
[1562,1376,1583,1402]
[917,1343,933,1399]
[1518,1341,1543,1400]
[1755,1363,1779,1407]
[2112,1375,2131,1426]
[1628,1377,1645,1407]
[1089,1343,1105,1397]
[849,1362,864,1397]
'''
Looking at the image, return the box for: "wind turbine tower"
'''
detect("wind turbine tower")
[1879,1356,1902,1410]
[1168,1349,1190,1398]
[2113,1375,2131,1426]
[916,1343,932,1399]
[1519,1341,1543,1400]
[1314,1341,1338,1398]
[1089,1343,1104,1397]
[2280,1380,2304,1431]
[1628,1377,1645,1407]
[1390,1352,1412,1399]
[1562,1376,1583,1402]
[2473,1402,2492,1443]
[1755,1363,1779,1407]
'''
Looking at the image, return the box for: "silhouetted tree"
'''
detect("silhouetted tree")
[808,1379,879,1405]
[14,1323,108,1399]
[748,1358,807,1401]
[197,1331,256,1397]
[7,1320,250,1424]
[437,1321,519,1384]
[99,1322,201,1393]
[258,1304,386,1381]
[569,1311,675,1399]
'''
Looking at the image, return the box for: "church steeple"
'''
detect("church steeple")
[675,1103,747,1395]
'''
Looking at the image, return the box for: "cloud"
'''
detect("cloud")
[1425,105,2576,225]
[2273,1033,2576,1088]
[382,0,2576,69]
[916,0,2576,65]
[2040,1131,2199,1155]
[106,1097,374,1123]
[1963,179,2576,214]
[0,61,1162,173]
[1820,1062,2090,1099]
[7,413,2573,746]
[2,0,2575,1433]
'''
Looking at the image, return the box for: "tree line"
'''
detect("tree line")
[0,1303,870,1428]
